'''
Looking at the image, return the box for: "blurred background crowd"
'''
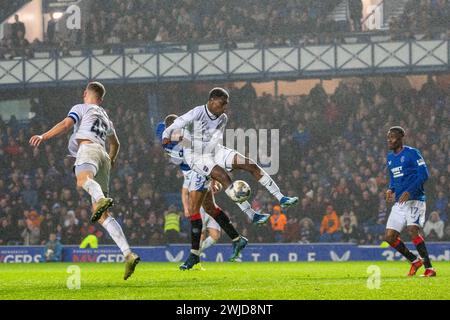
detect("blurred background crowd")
[0,76,448,246]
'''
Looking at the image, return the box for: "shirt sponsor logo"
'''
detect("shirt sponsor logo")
[391,166,403,178]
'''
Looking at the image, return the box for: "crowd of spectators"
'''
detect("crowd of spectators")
[390,0,450,40]
[2,0,450,61]
[0,0,346,60]
[0,76,449,247]
[0,0,427,61]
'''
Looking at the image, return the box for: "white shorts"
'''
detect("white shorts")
[200,207,221,232]
[182,170,191,189]
[74,143,111,195]
[183,170,211,192]
[386,200,426,233]
[184,145,238,177]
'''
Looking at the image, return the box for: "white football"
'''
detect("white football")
[229,180,251,203]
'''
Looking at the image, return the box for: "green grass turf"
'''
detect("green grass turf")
[0,261,448,300]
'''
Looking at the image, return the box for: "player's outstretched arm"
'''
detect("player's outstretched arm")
[29,117,74,147]
[162,108,196,144]
[107,130,120,168]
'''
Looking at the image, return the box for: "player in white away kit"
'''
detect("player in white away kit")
[158,115,255,267]
[162,88,298,269]
[29,82,140,280]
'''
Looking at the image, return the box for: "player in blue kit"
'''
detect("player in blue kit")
[385,126,436,277]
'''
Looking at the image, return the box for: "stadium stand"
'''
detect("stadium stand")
[0,77,449,246]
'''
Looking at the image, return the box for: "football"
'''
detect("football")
[228,180,251,203]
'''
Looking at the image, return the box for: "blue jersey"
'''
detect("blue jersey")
[387,146,429,202]
[156,122,190,172]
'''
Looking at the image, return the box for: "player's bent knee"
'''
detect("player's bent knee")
[385,235,395,245]
[76,176,87,188]
[384,231,397,245]
[406,226,420,238]
[209,230,220,241]
[76,171,94,188]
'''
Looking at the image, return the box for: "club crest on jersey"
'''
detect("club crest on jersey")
[400,156,405,163]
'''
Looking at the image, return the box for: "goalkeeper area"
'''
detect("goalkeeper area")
[1,261,448,300]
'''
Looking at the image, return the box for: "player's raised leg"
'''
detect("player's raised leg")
[231,153,298,208]
[75,165,113,223]
[236,201,270,225]
[209,165,270,224]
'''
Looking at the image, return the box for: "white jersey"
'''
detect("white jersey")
[162,105,227,155]
[67,103,115,157]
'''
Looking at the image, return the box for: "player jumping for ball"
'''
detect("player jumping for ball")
[29,82,140,280]
[162,88,298,270]
[385,126,436,277]
[157,115,257,266]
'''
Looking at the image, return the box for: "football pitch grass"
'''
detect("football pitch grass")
[0,261,449,300]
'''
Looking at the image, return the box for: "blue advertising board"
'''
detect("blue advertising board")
[1,243,449,263]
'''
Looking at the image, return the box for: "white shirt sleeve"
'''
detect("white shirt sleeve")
[67,104,85,124]
[162,107,197,140]
[106,120,115,137]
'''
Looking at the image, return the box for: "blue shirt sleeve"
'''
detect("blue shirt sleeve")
[405,149,429,194]
[155,122,165,142]
[387,156,395,192]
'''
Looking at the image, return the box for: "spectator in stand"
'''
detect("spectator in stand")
[21,219,40,245]
[269,205,287,242]
[0,219,16,245]
[340,209,358,229]
[341,216,360,243]
[423,211,445,241]
[444,224,450,241]
[433,191,448,215]
[349,0,363,31]
[283,216,300,243]
[41,233,62,262]
[10,14,26,44]
[319,204,341,242]
[298,217,316,243]
[164,205,181,244]
[46,13,57,45]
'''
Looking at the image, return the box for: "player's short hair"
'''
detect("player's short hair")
[86,81,106,100]
[388,126,405,137]
[208,87,229,100]
[164,114,178,127]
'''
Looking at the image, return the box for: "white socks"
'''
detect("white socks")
[200,236,217,253]
[82,178,105,203]
[258,173,284,201]
[101,216,131,257]
[237,201,257,220]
